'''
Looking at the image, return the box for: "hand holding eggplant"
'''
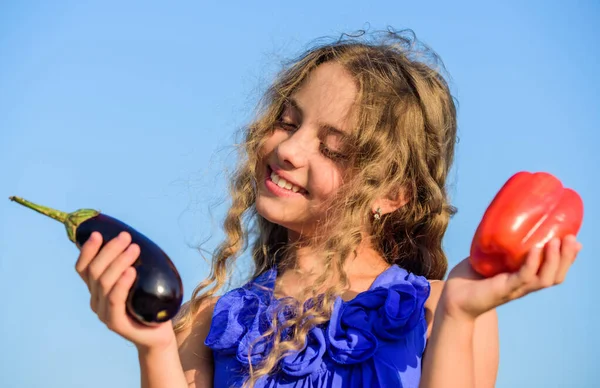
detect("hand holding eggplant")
[76,230,177,351]
[9,196,184,326]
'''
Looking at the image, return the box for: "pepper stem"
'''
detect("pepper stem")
[9,196,68,223]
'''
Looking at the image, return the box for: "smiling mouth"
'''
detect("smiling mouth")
[265,166,308,195]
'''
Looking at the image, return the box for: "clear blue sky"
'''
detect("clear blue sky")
[1,1,598,387]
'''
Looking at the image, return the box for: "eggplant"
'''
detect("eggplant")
[9,196,183,326]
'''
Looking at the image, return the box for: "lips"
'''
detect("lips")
[266,166,308,195]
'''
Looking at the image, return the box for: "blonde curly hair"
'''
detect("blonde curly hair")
[174,28,458,387]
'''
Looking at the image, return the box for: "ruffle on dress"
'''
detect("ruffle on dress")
[205,265,431,388]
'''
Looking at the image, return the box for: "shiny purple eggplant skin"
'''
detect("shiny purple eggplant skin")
[76,214,183,325]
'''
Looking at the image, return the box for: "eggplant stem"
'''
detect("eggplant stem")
[9,196,68,223]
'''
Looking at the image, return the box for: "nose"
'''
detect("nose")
[275,129,313,169]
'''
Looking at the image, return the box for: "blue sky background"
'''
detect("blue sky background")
[1,1,598,387]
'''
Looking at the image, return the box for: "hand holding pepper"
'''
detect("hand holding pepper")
[442,234,582,321]
[438,171,584,321]
[470,171,584,277]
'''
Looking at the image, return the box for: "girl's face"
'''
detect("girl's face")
[255,62,357,237]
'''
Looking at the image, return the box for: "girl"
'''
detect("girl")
[75,29,582,387]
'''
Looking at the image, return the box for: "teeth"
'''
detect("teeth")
[270,170,303,193]
[271,172,279,184]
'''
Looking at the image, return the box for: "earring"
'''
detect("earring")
[373,207,382,221]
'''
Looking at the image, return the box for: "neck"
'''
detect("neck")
[285,229,389,280]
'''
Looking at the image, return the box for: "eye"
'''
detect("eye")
[319,143,348,162]
[275,119,298,132]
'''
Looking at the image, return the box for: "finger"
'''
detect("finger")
[96,244,140,322]
[89,232,132,281]
[90,294,98,314]
[105,267,137,331]
[554,235,581,285]
[536,238,561,289]
[75,232,103,287]
[506,245,543,298]
[88,232,132,310]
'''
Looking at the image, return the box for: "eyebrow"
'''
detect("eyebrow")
[286,97,348,138]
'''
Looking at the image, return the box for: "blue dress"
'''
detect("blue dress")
[205,265,431,387]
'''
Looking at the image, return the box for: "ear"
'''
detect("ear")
[372,186,410,216]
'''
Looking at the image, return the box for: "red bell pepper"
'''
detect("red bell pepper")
[469,171,584,278]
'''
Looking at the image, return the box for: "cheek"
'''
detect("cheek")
[258,136,274,158]
[311,167,343,197]
[260,131,288,154]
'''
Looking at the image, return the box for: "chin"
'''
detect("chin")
[255,200,304,234]
[255,198,286,227]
